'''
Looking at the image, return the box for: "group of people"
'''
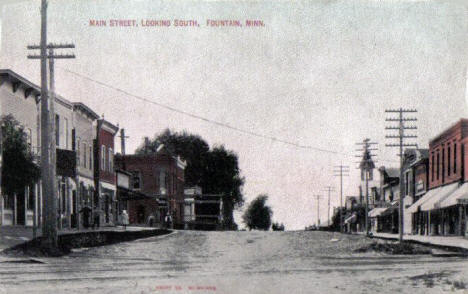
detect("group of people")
[78,207,174,229]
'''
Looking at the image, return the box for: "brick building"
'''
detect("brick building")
[95,119,119,226]
[408,119,468,236]
[115,144,186,228]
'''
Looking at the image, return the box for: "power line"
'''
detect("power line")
[58,67,401,163]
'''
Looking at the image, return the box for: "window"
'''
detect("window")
[442,148,445,183]
[454,143,457,173]
[108,148,113,172]
[405,172,409,196]
[76,138,81,167]
[83,142,87,169]
[26,128,32,152]
[131,171,141,190]
[64,118,69,149]
[448,146,451,176]
[89,146,93,170]
[436,152,440,180]
[55,114,60,146]
[431,153,434,182]
[101,145,106,171]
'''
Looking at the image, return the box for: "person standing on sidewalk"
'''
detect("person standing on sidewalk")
[121,210,129,230]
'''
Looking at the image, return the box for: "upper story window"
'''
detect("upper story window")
[108,148,113,172]
[101,145,106,171]
[431,153,434,182]
[64,118,69,149]
[26,128,32,152]
[83,142,87,169]
[448,145,451,176]
[55,114,60,147]
[436,152,440,181]
[76,138,81,167]
[454,142,457,174]
[131,171,141,190]
[89,145,93,170]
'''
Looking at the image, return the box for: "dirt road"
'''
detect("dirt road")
[1,231,467,293]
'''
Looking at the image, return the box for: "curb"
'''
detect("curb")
[368,234,468,255]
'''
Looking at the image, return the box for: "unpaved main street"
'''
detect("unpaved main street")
[1,231,468,293]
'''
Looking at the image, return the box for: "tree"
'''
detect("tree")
[136,129,245,229]
[1,115,40,197]
[272,222,285,231]
[242,194,272,231]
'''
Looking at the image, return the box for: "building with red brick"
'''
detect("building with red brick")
[115,145,186,228]
[408,119,468,236]
[94,119,119,226]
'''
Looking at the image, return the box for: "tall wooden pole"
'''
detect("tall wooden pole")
[39,0,58,250]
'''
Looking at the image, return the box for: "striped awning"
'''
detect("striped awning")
[420,182,459,211]
[368,207,387,218]
[407,186,442,213]
[438,182,468,209]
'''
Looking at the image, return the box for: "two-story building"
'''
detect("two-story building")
[0,69,40,227]
[401,149,429,235]
[408,119,468,236]
[115,144,186,228]
[72,102,99,228]
[95,119,119,226]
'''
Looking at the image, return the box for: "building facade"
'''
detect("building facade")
[0,69,41,227]
[115,144,186,228]
[95,119,119,226]
[408,119,468,236]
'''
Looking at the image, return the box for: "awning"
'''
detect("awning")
[420,182,459,211]
[368,207,387,218]
[438,182,468,209]
[407,186,442,213]
[344,213,357,224]
[101,181,116,191]
[78,176,95,188]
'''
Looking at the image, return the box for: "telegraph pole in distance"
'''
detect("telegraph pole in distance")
[385,108,417,243]
[313,195,322,227]
[333,164,349,233]
[27,0,76,250]
[323,186,335,227]
[356,139,377,236]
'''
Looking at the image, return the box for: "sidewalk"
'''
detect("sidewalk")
[0,225,154,251]
[370,232,468,253]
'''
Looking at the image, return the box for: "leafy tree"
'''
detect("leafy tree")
[242,194,272,231]
[1,115,40,197]
[272,222,285,231]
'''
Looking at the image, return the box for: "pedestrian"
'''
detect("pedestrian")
[122,210,129,230]
[79,206,92,229]
[165,212,173,229]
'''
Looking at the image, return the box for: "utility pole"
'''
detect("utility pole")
[385,108,418,243]
[27,0,75,250]
[313,195,322,227]
[333,164,349,233]
[119,128,129,155]
[323,186,335,227]
[356,139,377,236]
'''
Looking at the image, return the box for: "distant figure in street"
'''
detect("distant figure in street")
[79,206,92,229]
[121,210,129,230]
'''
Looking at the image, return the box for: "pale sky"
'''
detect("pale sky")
[1,0,467,230]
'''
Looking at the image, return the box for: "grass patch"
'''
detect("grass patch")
[354,241,432,255]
